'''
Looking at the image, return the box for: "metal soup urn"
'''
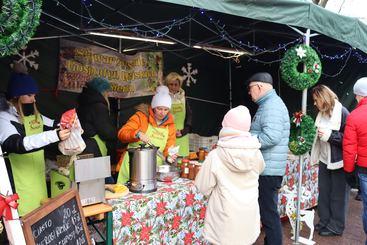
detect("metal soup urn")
[128,144,158,193]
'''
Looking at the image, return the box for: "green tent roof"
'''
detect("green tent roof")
[158,0,367,54]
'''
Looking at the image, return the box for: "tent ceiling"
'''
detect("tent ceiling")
[36,0,365,60]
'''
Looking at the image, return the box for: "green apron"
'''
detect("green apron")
[171,98,189,157]
[92,134,108,156]
[8,115,47,216]
[117,124,168,184]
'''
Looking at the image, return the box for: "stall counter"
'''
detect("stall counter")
[108,179,207,245]
[107,153,318,244]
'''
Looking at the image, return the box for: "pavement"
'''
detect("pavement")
[254,190,365,245]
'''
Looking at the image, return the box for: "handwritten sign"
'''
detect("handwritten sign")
[22,189,91,245]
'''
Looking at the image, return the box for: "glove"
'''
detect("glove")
[345,171,358,188]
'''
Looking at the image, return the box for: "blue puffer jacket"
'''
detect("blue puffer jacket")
[250,89,290,176]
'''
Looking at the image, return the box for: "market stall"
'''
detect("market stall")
[105,152,318,244]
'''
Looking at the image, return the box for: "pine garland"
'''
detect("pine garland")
[280,44,322,90]
[0,0,42,57]
[288,112,316,155]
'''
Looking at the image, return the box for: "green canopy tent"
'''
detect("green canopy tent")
[158,0,367,54]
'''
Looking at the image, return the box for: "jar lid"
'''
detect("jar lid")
[182,158,190,163]
[189,160,199,164]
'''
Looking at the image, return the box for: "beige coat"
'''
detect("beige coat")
[195,136,265,245]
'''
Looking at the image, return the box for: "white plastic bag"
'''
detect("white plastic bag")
[58,109,86,156]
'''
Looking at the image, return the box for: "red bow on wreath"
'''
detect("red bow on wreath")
[0,193,19,220]
[293,112,303,127]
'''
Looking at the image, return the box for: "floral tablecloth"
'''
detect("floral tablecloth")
[108,179,208,245]
[107,154,318,244]
[278,153,319,217]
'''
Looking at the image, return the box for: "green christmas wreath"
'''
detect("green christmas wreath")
[280,44,322,90]
[0,0,42,57]
[288,112,316,155]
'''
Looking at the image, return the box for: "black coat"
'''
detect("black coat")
[77,87,117,164]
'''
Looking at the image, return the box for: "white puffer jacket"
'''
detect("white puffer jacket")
[195,136,265,245]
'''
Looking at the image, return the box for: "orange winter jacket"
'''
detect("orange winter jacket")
[118,104,176,156]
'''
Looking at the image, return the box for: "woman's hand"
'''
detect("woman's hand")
[317,129,324,138]
[166,154,178,164]
[138,132,150,144]
[58,128,71,141]
[176,130,182,137]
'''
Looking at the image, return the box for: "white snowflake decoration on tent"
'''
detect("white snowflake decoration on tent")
[295,46,306,59]
[11,47,39,70]
[181,63,198,87]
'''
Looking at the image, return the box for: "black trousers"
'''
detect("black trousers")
[259,175,283,245]
[318,162,349,234]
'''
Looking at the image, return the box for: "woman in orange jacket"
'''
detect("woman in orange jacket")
[117,86,176,184]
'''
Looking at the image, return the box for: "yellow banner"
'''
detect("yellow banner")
[58,39,163,98]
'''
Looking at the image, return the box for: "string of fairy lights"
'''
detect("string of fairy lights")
[52,0,367,77]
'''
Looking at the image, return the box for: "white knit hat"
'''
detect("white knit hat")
[151,86,172,109]
[354,77,367,96]
[155,85,170,94]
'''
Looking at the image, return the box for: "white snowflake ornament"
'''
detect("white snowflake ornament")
[295,46,307,59]
[11,47,39,70]
[181,63,198,87]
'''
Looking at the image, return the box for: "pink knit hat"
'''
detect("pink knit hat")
[222,105,251,132]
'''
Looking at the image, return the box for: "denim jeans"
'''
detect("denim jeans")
[358,172,367,245]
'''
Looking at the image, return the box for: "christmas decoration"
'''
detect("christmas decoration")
[181,63,198,87]
[283,186,315,243]
[280,44,322,90]
[295,46,306,59]
[0,0,42,57]
[289,112,316,155]
[0,193,19,221]
[13,47,39,70]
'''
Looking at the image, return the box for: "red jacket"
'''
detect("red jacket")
[343,97,367,172]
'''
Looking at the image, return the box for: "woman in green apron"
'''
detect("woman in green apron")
[77,77,117,170]
[0,64,70,216]
[117,87,177,184]
[164,72,192,157]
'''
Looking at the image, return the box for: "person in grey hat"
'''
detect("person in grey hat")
[343,77,367,244]
[247,72,290,245]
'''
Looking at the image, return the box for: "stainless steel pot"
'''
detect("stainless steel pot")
[128,144,158,193]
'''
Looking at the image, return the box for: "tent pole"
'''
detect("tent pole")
[228,60,232,108]
[294,28,311,245]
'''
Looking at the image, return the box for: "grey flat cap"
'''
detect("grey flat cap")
[247,72,273,85]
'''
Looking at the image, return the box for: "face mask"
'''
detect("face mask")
[22,103,34,116]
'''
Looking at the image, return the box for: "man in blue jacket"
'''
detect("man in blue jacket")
[247,72,290,245]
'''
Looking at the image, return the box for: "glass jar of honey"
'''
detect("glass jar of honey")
[198,148,206,161]
[188,161,197,180]
[194,162,202,179]
[180,158,190,178]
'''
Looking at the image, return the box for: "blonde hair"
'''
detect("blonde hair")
[311,84,338,116]
[164,72,183,87]
[11,98,40,124]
